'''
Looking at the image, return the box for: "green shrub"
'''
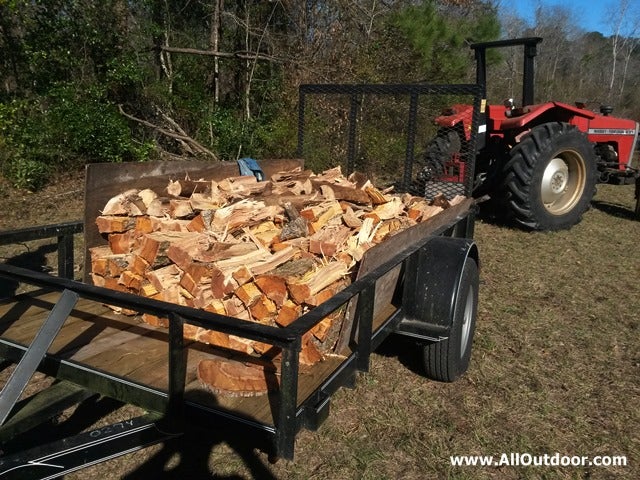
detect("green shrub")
[0,85,152,190]
[2,155,51,191]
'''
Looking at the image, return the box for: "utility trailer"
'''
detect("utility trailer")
[0,83,482,478]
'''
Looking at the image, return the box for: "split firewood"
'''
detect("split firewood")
[197,357,280,397]
[373,197,405,220]
[101,189,141,216]
[280,202,308,241]
[430,193,452,209]
[254,275,288,308]
[167,178,211,198]
[108,231,135,255]
[146,264,182,292]
[218,175,268,196]
[287,260,350,305]
[96,215,136,234]
[169,199,194,218]
[309,225,352,258]
[248,246,297,276]
[275,300,302,327]
[364,186,389,205]
[92,165,468,396]
[313,181,371,204]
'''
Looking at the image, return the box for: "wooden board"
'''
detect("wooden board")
[0,290,345,426]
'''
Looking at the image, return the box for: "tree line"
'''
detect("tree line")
[0,0,638,190]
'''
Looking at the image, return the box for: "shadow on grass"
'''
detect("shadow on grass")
[375,334,425,377]
[591,200,637,221]
[0,243,56,299]
[1,388,278,480]
[123,426,278,480]
[120,388,278,480]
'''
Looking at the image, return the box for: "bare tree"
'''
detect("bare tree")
[606,0,640,101]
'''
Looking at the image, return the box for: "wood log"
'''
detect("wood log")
[118,270,144,292]
[235,282,263,307]
[167,178,211,197]
[108,231,135,255]
[128,254,150,276]
[254,275,288,308]
[248,296,277,324]
[195,329,231,350]
[287,260,350,305]
[312,180,371,204]
[197,357,279,397]
[210,268,238,299]
[106,254,130,277]
[135,231,200,267]
[299,333,323,366]
[101,189,140,215]
[169,199,195,218]
[96,215,136,234]
[146,264,182,292]
[309,225,352,258]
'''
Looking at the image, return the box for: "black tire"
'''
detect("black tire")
[500,122,597,230]
[418,129,462,181]
[422,258,478,382]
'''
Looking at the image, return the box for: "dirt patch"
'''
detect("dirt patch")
[1,173,638,479]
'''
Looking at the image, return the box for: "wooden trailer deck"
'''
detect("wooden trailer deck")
[0,289,361,427]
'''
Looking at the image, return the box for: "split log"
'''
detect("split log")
[287,260,350,305]
[197,357,279,397]
[96,215,136,234]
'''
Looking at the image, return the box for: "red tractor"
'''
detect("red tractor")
[421,37,639,230]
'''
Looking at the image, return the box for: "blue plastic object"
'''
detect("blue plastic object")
[237,157,265,181]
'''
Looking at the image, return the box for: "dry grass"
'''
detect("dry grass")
[1,176,638,479]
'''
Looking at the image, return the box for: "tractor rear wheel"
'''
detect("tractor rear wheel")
[418,129,462,181]
[500,122,597,230]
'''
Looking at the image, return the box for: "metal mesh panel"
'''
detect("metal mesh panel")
[297,84,483,200]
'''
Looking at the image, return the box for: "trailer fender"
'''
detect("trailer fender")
[396,236,479,341]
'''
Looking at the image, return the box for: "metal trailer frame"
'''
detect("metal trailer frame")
[0,83,482,478]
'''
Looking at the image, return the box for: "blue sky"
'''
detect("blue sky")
[506,0,615,36]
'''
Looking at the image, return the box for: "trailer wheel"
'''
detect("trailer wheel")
[500,122,597,230]
[422,258,478,382]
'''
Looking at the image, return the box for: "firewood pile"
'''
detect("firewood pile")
[90,166,464,395]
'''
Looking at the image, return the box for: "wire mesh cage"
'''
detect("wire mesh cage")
[297,83,483,201]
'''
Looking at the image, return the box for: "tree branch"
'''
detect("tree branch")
[118,105,218,161]
[160,45,283,63]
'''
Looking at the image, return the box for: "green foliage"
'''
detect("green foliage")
[2,156,51,191]
[0,85,150,189]
[47,86,139,163]
[392,0,500,82]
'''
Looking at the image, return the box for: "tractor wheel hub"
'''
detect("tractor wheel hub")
[542,157,569,204]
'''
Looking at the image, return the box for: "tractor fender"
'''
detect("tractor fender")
[434,104,475,140]
[501,101,596,130]
[396,236,479,341]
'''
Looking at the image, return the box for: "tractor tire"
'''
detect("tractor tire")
[422,258,478,383]
[500,122,597,230]
[418,129,462,181]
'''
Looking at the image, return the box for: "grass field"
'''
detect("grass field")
[1,177,638,479]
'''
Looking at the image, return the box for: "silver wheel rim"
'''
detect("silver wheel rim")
[460,285,474,358]
[540,151,586,215]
